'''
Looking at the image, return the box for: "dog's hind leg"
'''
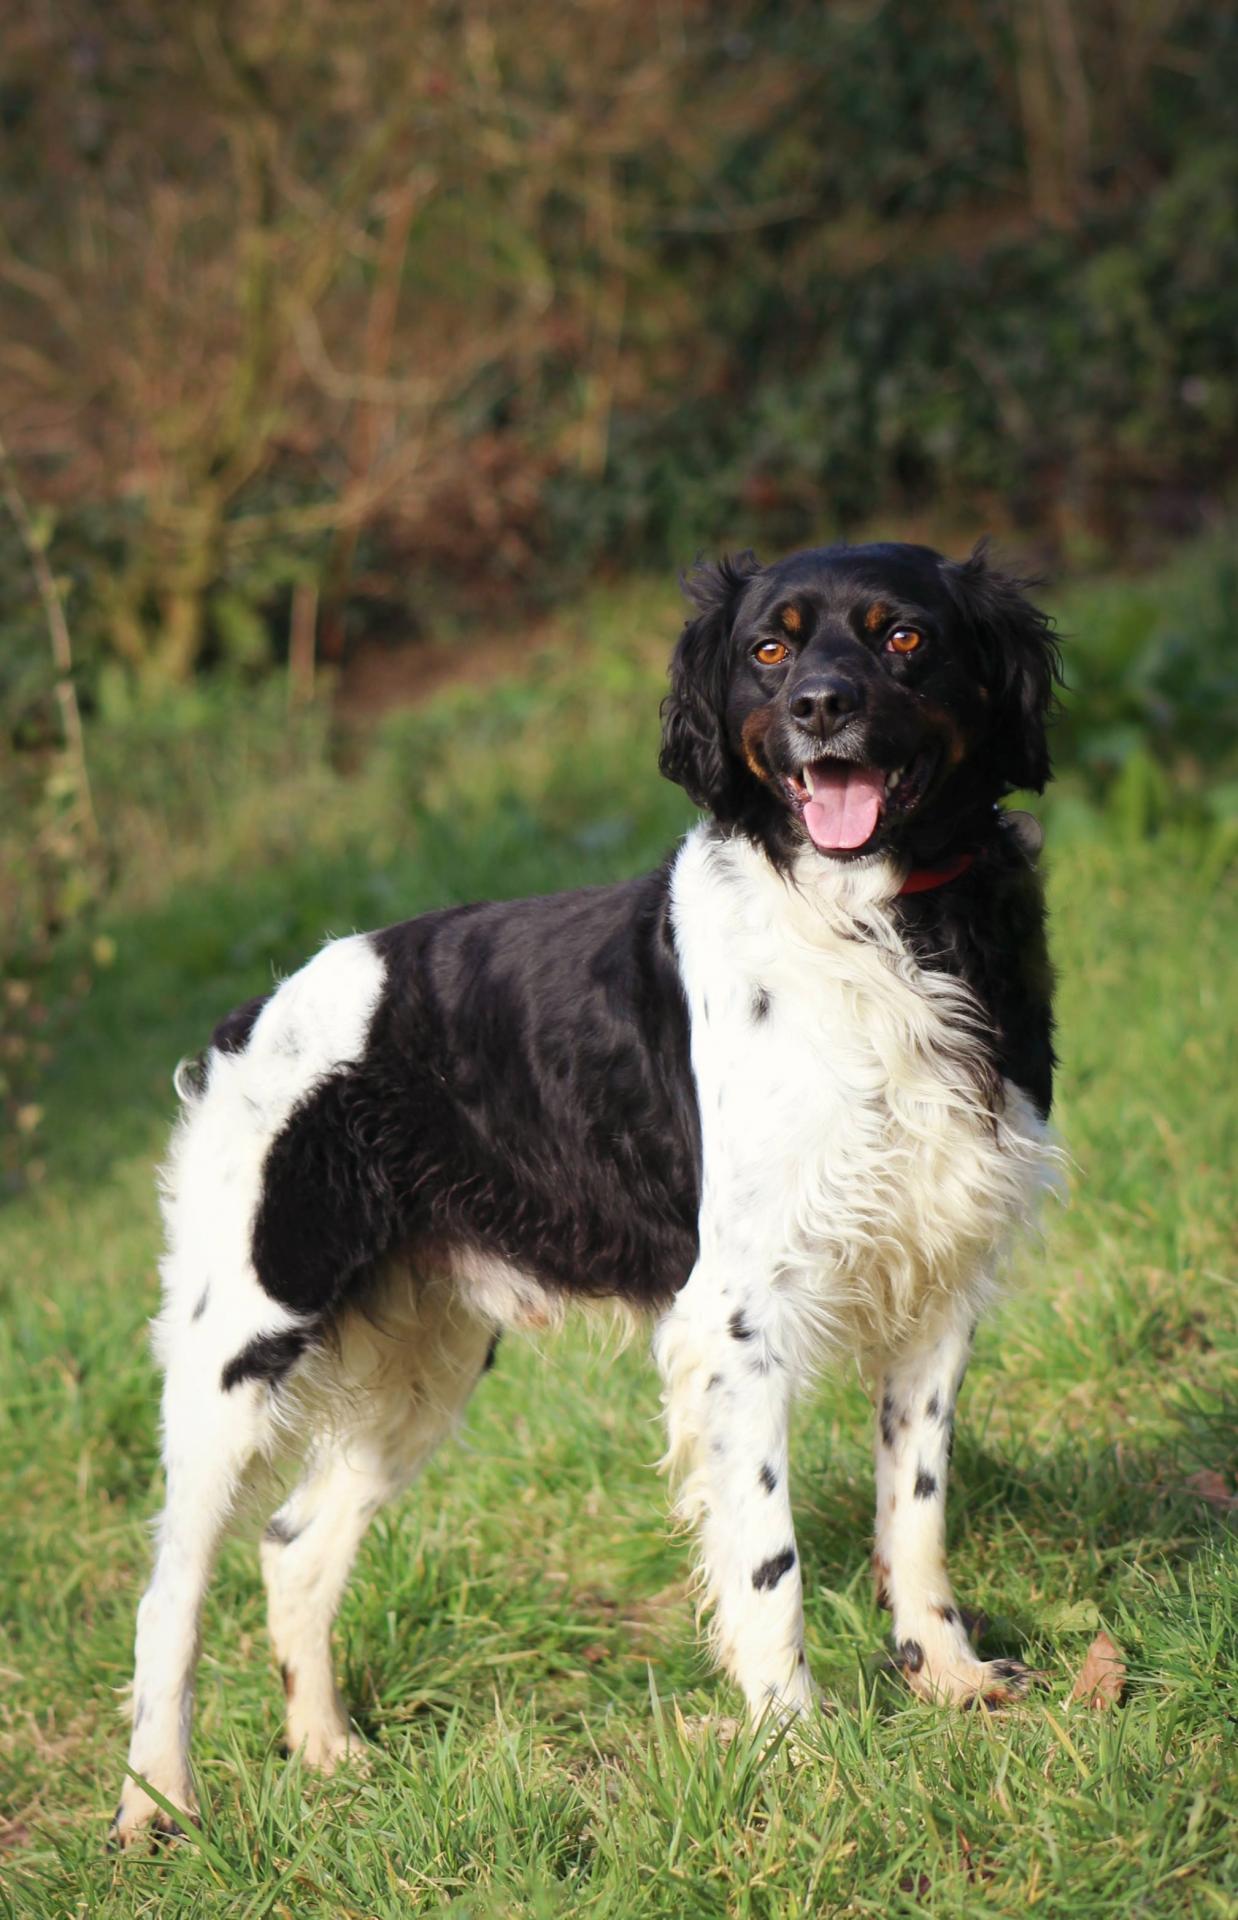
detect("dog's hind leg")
[112,1275,312,1848]
[261,1278,493,1770]
[655,1273,815,1725]
[873,1310,1036,1706]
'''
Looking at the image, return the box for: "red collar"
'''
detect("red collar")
[898,851,975,896]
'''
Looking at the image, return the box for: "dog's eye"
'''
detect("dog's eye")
[754,640,791,666]
[887,627,924,655]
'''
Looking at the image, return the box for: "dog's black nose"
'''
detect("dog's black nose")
[788,673,864,737]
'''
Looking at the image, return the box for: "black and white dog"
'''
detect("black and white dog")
[114,540,1060,1844]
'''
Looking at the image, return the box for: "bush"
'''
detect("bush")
[2,0,1237,696]
[1046,531,1238,846]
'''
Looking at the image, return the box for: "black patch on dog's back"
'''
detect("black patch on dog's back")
[249,873,702,1320]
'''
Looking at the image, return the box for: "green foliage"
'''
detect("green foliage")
[1044,530,1238,849]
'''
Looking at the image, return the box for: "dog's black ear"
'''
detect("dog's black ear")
[659,552,762,814]
[945,544,1062,794]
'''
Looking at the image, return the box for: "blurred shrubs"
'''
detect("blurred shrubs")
[1,0,1237,716]
[1047,531,1238,855]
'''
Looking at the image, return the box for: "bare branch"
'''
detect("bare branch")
[0,431,99,850]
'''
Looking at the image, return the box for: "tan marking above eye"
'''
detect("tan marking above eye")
[780,605,802,634]
[754,639,791,666]
[888,627,923,654]
[865,602,890,633]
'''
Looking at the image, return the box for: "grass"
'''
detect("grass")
[1,564,1236,1917]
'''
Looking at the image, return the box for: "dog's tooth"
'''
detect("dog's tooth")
[886,768,903,793]
[802,765,815,798]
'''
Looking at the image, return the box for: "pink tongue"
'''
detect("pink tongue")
[803,765,885,850]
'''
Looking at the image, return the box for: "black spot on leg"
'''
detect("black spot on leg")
[706,1372,723,1391]
[898,1639,925,1673]
[752,1547,796,1591]
[914,1468,938,1500]
[926,1391,940,1420]
[221,1327,312,1393]
[879,1392,897,1450]
[729,1310,754,1342]
[935,1604,959,1626]
[192,1285,210,1322]
[758,1463,777,1494]
[751,986,771,1022]
[947,1424,955,1463]
[264,1513,303,1548]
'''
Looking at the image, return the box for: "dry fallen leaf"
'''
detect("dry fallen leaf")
[1183,1469,1238,1513]
[1070,1631,1126,1709]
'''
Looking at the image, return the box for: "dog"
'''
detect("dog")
[112,539,1060,1845]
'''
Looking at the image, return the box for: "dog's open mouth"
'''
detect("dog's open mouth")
[785,751,934,853]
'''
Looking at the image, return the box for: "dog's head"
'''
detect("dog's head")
[659,541,1060,866]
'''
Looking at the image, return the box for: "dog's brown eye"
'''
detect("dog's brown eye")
[888,627,923,655]
[754,640,790,666]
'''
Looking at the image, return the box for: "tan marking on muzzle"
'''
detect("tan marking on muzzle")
[741,705,779,786]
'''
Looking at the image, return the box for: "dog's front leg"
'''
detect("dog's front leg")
[655,1273,813,1724]
[873,1312,1035,1706]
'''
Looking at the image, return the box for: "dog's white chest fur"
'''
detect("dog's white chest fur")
[670,827,1047,1357]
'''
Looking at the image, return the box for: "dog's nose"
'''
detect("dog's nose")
[788,673,864,738]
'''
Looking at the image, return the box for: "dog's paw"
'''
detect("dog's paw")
[676,1711,742,1746]
[108,1781,196,1852]
[288,1720,370,1777]
[901,1652,1040,1709]
[959,1656,1041,1709]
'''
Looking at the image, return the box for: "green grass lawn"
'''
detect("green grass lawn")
[1,575,1235,1917]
